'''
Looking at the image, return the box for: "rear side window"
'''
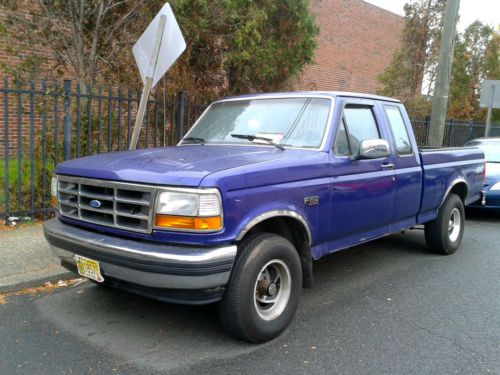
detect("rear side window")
[333,105,380,156]
[385,106,413,156]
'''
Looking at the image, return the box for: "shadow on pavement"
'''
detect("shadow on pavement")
[466,207,500,222]
[34,213,493,372]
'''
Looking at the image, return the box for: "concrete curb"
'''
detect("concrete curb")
[0,271,76,294]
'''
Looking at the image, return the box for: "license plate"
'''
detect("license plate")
[74,255,104,283]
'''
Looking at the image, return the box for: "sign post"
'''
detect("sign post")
[129,3,186,150]
[129,15,166,150]
[480,80,500,138]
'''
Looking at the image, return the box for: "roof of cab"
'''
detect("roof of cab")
[219,91,401,103]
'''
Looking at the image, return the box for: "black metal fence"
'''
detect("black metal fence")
[1,78,499,223]
[0,78,209,223]
[410,115,500,146]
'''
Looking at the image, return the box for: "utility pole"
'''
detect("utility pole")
[427,0,460,147]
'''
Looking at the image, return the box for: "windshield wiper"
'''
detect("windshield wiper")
[231,134,285,151]
[182,137,205,145]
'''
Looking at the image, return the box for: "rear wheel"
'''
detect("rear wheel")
[425,194,465,255]
[217,233,302,343]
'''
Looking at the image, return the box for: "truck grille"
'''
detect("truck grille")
[56,175,156,234]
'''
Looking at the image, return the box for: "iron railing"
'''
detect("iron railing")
[1,78,499,223]
[410,115,500,146]
[0,78,209,223]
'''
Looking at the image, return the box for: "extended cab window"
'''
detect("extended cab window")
[384,106,413,156]
[333,105,380,156]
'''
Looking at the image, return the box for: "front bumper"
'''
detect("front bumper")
[43,218,237,304]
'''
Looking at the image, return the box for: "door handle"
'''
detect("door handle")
[381,163,395,170]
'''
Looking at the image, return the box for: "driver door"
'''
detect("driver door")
[328,99,396,251]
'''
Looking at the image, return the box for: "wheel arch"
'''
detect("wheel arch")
[236,210,312,245]
[441,178,468,207]
[235,210,314,288]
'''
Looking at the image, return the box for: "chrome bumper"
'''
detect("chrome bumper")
[43,218,237,290]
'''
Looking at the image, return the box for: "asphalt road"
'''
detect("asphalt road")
[1,210,499,375]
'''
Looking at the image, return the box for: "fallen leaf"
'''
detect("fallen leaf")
[73,278,85,286]
[0,278,86,304]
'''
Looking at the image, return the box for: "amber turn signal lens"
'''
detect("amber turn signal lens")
[51,196,58,208]
[155,215,222,231]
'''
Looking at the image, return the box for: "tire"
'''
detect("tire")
[424,194,465,255]
[217,233,302,343]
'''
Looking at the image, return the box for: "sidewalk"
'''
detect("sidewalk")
[0,223,73,292]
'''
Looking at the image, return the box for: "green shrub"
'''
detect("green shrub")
[1,128,58,216]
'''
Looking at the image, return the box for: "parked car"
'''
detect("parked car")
[43,92,485,343]
[464,137,500,211]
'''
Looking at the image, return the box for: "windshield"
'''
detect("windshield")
[470,142,500,163]
[183,97,331,149]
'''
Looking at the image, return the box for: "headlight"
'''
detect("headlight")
[50,176,58,207]
[154,188,222,231]
[490,182,500,191]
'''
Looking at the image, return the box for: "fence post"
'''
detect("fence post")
[468,120,473,141]
[424,115,431,145]
[3,77,10,224]
[29,81,35,214]
[447,118,453,147]
[177,92,186,143]
[63,80,72,160]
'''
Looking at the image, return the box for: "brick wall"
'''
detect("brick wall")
[294,0,404,93]
[0,5,74,158]
[0,1,404,94]
[0,1,404,158]
[0,6,75,82]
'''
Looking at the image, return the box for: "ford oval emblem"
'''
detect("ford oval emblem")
[89,199,102,208]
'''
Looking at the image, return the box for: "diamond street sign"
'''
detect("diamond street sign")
[132,3,186,89]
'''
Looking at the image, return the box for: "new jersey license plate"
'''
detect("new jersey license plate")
[74,255,104,283]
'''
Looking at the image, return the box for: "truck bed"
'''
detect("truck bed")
[417,146,484,224]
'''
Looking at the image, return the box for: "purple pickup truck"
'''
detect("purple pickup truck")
[44,92,484,342]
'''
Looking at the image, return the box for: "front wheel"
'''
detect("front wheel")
[217,233,302,343]
[424,194,465,255]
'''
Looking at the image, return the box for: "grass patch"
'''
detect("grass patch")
[0,158,54,215]
[0,159,30,183]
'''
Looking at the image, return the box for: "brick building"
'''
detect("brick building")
[295,0,404,93]
[0,0,403,92]
[0,1,403,158]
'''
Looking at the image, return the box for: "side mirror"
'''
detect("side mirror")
[353,139,391,160]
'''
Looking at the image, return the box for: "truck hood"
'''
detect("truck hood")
[55,145,288,186]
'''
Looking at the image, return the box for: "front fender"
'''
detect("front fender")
[232,202,313,246]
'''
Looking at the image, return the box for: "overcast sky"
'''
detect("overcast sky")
[364,0,500,31]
